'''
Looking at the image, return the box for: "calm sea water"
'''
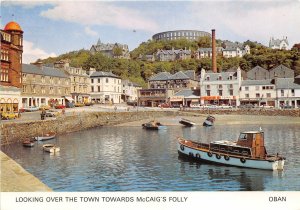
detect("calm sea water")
[2,124,300,191]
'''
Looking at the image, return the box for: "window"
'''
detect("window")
[256,93,260,98]
[206,90,211,96]
[0,68,9,82]
[91,86,94,92]
[229,90,234,96]
[98,86,100,92]
[229,75,233,80]
[219,90,223,96]
[281,90,284,97]
[41,76,45,83]
[98,78,100,83]
[206,76,210,81]
[73,77,76,82]
[206,85,210,89]
[73,86,76,92]
[229,84,233,89]
[218,85,222,90]
[245,86,249,91]
[266,93,271,98]
[245,94,249,98]
[22,85,26,93]
[291,89,295,96]
[32,85,36,93]
[255,86,259,91]
[106,78,109,83]
[91,79,94,83]
[218,75,222,80]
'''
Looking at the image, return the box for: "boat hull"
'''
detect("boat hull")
[43,144,60,153]
[177,142,284,170]
[22,142,35,147]
[203,120,213,126]
[34,135,55,141]
[179,120,195,127]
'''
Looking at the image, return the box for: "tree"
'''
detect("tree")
[113,46,123,58]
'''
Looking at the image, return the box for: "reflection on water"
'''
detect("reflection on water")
[1,124,299,191]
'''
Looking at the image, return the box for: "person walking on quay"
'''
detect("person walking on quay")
[41,108,46,120]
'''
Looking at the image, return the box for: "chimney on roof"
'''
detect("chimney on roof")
[212,29,217,73]
[31,61,43,69]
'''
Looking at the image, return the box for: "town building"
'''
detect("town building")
[156,48,191,61]
[138,88,173,107]
[121,80,142,103]
[152,30,211,41]
[240,80,276,107]
[171,89,200,107]
[89,69,122,104]
[0,21,23,113]
[199,68,242,106]
[194,47,223,59]
[269,37,289,50]
[90,39,130,59]
[21,64,71,108]
[275,78,300,108]
[222,42,250,58]
[247,65,294,80]
[54,60,90,103]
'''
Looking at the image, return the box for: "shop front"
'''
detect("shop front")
[169,96,184,108]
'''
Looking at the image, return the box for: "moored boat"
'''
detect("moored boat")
[42,144,60,153]
[203,115,215,126]
[179,118,196,127]
[142,120,165,130]
[22,139,35,147]
[177,130,285,170]
[34,132,56,141]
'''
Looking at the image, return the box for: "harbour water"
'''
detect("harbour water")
[2,124,300,191]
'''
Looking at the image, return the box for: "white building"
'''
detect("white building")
[89,69,122,104]
[269,37,289,50]
[121,80,142,102]
[0,86,22,113]
[275,78,300,108]
[199,68,242,106]
[222,45,250,58]
[240,80,276,107]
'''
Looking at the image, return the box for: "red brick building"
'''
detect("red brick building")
[0,21,23,113]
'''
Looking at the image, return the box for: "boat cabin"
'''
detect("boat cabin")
[236,131,266,158]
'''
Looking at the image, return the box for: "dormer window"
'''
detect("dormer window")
[206,76,210,81]
[229,75,233,80]
[218,75,222,80]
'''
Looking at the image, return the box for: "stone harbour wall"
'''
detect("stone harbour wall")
[0,111,176,146]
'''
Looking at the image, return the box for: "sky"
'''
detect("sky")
[1,0,300,64]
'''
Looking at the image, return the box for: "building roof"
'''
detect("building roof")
[90,71,120,78]
[4,21,22,32]
[156,49,191,55]
[174,89,200,97]
[269,64,293,73]
[276,78,300,89]
[148,72,172,81]
[169,71,190,80]
[22,64,68,78]
[202,71,237,81]
[241,79,273,86]
[184,70,196,80]
[269,37,289,47]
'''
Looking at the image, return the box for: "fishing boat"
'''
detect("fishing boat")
[179,118,196,127]
[34,132,56,141]
[203,115,215,126]
[42,144,60,153]
[177,130,285,170]
[142,120,165,130]
[22,139,35,147]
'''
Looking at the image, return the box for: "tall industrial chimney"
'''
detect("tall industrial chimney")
[212,29,217,73]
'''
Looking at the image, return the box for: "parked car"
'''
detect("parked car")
[281,104,293,109]
[45,110,60,117]
[39,105,51,110]
[24,106,39,112]
[84,102,94,106]
[1,112,18,120]
[190,104,201,108]
[219,104,233,109]
[74,102,84,107]
[127,101,137,106]
[55,104,66,109]
[66,102,75,108]
[158,103,170,108]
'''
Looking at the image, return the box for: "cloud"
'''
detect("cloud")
[23,40,56,64]
[40,2,159,32]
[2,1,55,9]
[186,1,300,47]
[84,26,98,36]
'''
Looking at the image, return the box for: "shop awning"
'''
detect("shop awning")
[64,96,74,102]
[201,96,221,100]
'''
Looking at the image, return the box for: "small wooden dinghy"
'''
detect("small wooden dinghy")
[22,139,35,147]
[203,115,215,126]
[42,144,60,153]
[179,118,196,127]
[142,120,165,130]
